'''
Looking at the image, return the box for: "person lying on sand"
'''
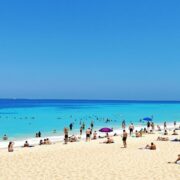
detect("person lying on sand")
[171,138,180,142]
[103,137,114,144]
[157,137,169,141]
[145,142,156,150]
[69,135,78,142]
[168,154,180,164]
[98,135,106,139]
[172,130,178,135]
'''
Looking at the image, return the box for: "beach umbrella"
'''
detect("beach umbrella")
[143,117,152,121]
[99,128,113,133]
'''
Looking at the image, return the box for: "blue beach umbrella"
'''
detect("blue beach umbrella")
[143,117,152,121]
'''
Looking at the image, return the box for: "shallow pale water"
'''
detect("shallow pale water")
[0,99,180,140]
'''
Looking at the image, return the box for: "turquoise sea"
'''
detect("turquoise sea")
[0,99,180,140]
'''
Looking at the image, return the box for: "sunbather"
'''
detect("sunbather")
[104,137,114,144]
[145,142,156,150]
[172,130,178,135]
[157,137,169,141]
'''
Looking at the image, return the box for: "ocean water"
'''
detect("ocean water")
[0,99,180,140]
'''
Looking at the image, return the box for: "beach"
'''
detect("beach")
[0,129,179,180]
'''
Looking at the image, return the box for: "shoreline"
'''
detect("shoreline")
[0,122,179,149]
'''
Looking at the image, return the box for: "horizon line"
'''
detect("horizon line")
[0,98,180,102]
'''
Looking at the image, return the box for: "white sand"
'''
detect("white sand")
[0,129,180,180]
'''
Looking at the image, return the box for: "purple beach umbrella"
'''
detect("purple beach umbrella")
[99,128,113,133]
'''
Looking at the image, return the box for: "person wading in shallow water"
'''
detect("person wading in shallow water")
[122,120,126,130]
[129,123,134,136]
[69,123,73,131]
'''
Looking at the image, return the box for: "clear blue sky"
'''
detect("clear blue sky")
[0,0,180,100]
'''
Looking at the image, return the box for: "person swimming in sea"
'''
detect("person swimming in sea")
[3,134,8,141]
[122,120,126,129]
[90,121,94,129]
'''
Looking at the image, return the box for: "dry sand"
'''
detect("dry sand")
[0,131,179,180]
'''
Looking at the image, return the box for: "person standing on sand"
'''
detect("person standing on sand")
[174,121,176,128]
[64,128,69,144]
[129,123,134,136]
[122,130,128,148]
[8,142,14,152]
[147,121,151,132]
[86,128,91,142]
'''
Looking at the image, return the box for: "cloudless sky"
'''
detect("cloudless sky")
[0,0,180,100]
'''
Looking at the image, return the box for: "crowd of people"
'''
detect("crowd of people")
[2,119,180,165]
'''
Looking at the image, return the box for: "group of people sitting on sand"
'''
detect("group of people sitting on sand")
[69,135,79,142]
[39,138,51,145]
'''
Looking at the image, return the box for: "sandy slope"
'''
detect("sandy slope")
[0,131,179,180]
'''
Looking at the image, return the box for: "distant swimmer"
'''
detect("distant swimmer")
[3,134,8,141]
[90,121,94,129]
[53,129,56,133]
